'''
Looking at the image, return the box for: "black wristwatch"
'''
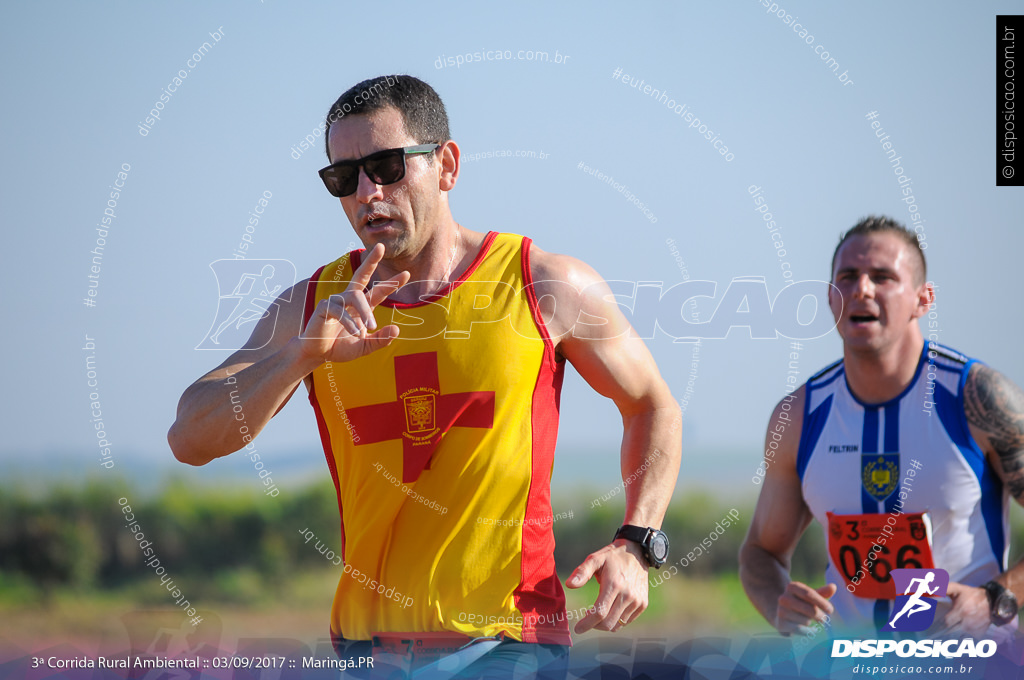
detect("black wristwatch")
[983,581,1019,626]
[614,525,669,569]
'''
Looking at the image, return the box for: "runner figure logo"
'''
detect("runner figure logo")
[884,568,949,632]
[196,259,296,349]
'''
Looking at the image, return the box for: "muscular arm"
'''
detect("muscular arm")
[529,248,681,632]
[966,363,1024,502]
[948,363,1024,630]
[168,244,410,466]
[739,387,836,632]
[168,279,318,465]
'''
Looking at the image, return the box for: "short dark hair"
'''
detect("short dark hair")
[831,215,927,284]
[324,75,450,161]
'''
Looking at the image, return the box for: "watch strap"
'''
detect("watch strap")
[614,525,650,545]
[983,580,1018,625]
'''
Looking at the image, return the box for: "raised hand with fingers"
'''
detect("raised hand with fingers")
[300,243,411,365]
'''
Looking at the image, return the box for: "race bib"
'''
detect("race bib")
[826,511,935,599]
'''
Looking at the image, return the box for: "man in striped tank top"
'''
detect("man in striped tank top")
[740,217,1024,640]
[169,75,681,678]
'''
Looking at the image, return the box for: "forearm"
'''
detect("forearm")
[168,338,321,465]
[619,401,681,528]
[738,541,791,626]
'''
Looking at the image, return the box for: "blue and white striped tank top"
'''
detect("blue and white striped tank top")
[799,342,1008,632]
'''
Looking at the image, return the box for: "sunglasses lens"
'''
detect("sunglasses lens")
[364,151,406,186]
[322,166,358,197]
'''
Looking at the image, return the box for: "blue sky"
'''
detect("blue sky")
[3,1,1022,495]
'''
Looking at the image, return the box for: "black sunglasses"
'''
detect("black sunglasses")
[318,144,440,197]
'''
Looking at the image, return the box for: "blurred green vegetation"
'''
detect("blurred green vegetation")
[0,477,340,606]
[0,478,834,607]
[7,478,1024,645]
[13,478,1024,609]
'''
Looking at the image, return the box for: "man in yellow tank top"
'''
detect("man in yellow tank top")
[169,75,681,679]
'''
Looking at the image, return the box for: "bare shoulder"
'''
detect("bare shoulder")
[963,363,1024,446]
[963,363,1024,499]
[769,385,805,431]
[525,243,627,345]
[763,385,805,472]
[526,242,605,293]
[524,242,673,414]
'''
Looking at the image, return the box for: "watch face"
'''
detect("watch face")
[996,593,1017,620]
[650,533,669,562]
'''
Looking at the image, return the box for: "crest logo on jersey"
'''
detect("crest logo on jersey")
[403,391,437,437]
[344,353,495,483]
[884,568,949,632]
[862,454,899,501]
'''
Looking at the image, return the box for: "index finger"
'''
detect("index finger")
[573,601,610,634]
[347,242,385,292]
[785,581,835,615]
[368,271,412,308]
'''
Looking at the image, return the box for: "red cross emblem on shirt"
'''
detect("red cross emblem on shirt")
[345,352,495,483]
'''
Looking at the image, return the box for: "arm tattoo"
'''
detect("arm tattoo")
[964,364,1024,498]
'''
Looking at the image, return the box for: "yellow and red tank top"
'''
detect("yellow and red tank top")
[303,232,569,645]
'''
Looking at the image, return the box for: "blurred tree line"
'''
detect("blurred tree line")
[0,478,340,604]
[0,479,838,603]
